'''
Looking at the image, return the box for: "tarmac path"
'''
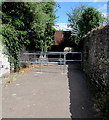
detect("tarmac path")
[2,64,70,118]
[2,63,98,118]
[68,63,98,118]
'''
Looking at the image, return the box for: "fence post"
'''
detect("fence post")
[63,52,66,72]
[59,52,61,69]
[80,52,83,68]
[40,52,42,72]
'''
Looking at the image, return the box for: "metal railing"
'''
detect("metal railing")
[20,52,82,72]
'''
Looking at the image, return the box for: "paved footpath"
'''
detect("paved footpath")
[68,63,98,118]
[2,63,98,118]
[2,65,71,118]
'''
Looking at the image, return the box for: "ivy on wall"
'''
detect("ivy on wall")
[2,2,56,72]
[2,25,25,72]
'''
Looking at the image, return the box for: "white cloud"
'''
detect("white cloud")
[53,23,72,31]
[97,3,107,18]
[98,3,107,12]
[102,12,107,17]
[55,0,108,2]
[93,0,100,1]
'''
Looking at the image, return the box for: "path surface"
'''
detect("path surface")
[2,65,70,118]
[2,63,98,118]
[68,63,98,118]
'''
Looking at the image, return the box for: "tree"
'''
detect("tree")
[67,4,86,45]
[2,25,22,72]
[2,2,56,72]
[78,7,105,37]
[27,2,56,52]
[2,2,33,72]
[42,2,56,52]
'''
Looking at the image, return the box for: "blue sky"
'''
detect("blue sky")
[54,1,108,30]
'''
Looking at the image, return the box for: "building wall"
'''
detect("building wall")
[83,24,109,92]
[53,31,64,45]
[51,31,72,51]
[53,31,71,45]
[0,48,10,77]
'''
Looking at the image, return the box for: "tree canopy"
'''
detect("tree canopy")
[78,7,105,36]
[67,5,105,47]
[67,4,86,45]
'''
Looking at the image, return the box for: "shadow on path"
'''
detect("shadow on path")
[67,63,99,118]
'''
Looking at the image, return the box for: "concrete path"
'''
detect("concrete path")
[2,63,98,118]
[2,65,71,118]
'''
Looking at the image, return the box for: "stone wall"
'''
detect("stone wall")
[83,24,109,92]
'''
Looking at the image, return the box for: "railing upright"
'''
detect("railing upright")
[21,52,83,72]
[63,52,66,72]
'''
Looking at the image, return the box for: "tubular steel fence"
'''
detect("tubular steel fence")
[20,52,82,72]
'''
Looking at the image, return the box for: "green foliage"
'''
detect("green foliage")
[2,2,56,72]
[67,5,105,46]
[43,2,56,52]
[27,2,56,52]
[0,35,3,50]
[78,7,105,36]
[2,24,22,72]
[2,2,34,72]
[67,4,86,45]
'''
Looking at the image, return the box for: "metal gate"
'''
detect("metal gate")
[20,52,82,72]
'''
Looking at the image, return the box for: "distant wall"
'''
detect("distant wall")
[53,31,71,45]
[83,24,109,92]
[51,31,72,51]
[53,31,64,45]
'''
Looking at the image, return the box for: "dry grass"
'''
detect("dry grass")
[18,64,49,73]
[4,73,16,87]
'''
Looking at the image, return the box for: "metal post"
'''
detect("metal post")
[40,52,42,72]
[63,53,66,73]
[80,52,82,67]
[59,52,61,69]
[47,54,48,66]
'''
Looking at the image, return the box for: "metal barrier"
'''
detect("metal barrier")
[20,52,82,72]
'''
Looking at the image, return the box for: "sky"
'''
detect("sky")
[54,1,108,30]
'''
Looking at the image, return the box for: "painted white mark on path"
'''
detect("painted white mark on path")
[12,94,16,96]
[35,72,43,74]
[16,84,20,86]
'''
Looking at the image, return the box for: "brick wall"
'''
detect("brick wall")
[51,31,72,51]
